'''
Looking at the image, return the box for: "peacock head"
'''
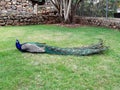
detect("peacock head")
[16,39,22,51]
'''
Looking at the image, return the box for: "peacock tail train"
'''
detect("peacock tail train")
[16,39,108,56]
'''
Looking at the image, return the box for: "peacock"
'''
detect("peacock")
[16,39,108,56]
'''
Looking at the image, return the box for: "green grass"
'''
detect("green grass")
[0,25,120,90]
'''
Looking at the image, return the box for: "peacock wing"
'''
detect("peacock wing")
[21,43,45,53]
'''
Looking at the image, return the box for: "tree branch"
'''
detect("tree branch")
[50,0,59,11]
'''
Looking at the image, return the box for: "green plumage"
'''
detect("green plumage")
[44,40,108,55]
[16,39,108,56]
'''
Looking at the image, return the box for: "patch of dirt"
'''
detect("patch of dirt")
[55,24,83,28]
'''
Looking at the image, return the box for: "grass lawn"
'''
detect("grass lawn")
[0,25,120,90]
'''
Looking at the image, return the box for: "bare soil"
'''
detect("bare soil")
[55,23,83,28]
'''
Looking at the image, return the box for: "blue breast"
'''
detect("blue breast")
[16,40,22,51]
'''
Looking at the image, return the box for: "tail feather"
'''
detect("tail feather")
[45,39,108,56]
[45,45,108,56]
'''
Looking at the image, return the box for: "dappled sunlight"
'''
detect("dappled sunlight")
[26,31,73,43]
[0,29,26,41]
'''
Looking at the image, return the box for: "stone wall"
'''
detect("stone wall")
[0,0,60,26]
[0,15,60,26]
[0,0,34,16]
[74,16,120,30]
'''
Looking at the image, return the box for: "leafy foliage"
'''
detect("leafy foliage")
[78,0,117,17]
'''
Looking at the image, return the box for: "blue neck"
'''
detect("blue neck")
[16,40,22,51]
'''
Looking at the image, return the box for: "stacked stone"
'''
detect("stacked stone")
[0,0,39,26]
[0,0,60,26]
[0,15,60,26]
[0,15,44,26]
[74,16,120,30]
[42,15,60,24]
[0,0,33,16]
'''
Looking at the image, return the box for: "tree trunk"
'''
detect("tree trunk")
[50,0,82,23]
